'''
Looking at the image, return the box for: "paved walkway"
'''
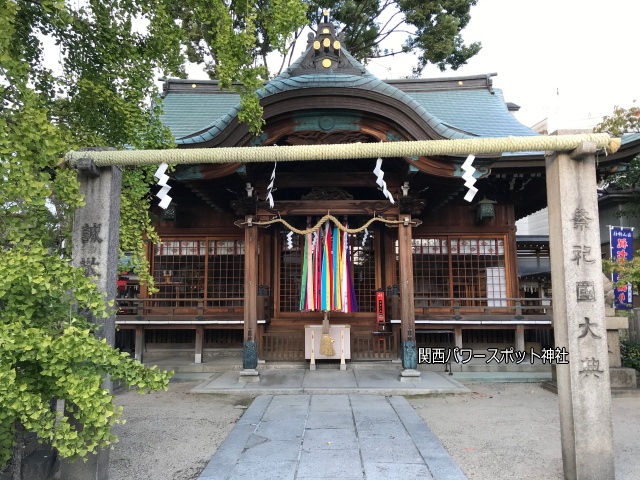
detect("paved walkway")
[198,394,468,480]
[190,369,469,395]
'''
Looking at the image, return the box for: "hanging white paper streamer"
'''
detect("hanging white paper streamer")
[286,231,293,250]
[154,163,172,209]
[373,158,395,204]
[461,154,478,202]
[312,230,318,249]
[362,227,369,247]
[266,162,277,208]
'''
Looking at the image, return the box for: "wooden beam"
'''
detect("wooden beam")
[255,172,401,189]
[257,200,398,216]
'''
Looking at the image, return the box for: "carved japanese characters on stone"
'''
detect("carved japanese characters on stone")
[571,245,595,265]
[80,257,100,277]
[571,208,592,231]
[576,281,595,302]
[81,223,103,244]
[579,357,604,378]
[578,317,601,339]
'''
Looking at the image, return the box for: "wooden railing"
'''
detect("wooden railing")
[413,297,552,320]
[260,332,398,361]
[116,297,244,316]
[351,333,396,360]
[261,332,305,361]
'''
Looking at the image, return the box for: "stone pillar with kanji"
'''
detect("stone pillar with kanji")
[61,157,122,480]
[546,142,615,480]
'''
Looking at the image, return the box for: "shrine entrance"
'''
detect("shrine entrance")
[259,213,403,362]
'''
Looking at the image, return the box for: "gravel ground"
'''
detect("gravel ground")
[408,383,640,480]
[109,383,252,480]
[108,381,640,480]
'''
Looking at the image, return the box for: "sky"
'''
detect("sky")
[362,0,640,130]
[43,0,639,132]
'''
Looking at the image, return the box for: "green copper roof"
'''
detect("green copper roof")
[159,49,538,146]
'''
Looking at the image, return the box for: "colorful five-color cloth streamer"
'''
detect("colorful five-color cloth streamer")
[299,222,358,312]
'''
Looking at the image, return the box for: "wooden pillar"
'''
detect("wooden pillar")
[515,324,525,353]
[195,325,204,364]
[397,215,415,342]
[397,214,418,376]
[546,142,614,479]
[243,216,259,371]
[135,326,144,363]
[454,326,463,350]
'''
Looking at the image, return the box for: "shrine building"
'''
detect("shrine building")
[114,14,640,368]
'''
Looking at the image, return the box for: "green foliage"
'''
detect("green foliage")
[0,246,172,466]
[0,0,197,473]
[174,0,307,132]
[620,337,640,372]
[298,1,480,74]
[595,102,640,137]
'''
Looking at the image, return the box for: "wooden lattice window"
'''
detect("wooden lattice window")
[152,239,244,307]
[412,237,507,306]
[207,240,245,307]
[279,232,303,313]
[278,229,376,312]
[153,241,206,305]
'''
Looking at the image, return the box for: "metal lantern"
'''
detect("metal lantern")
[476,197,497,221]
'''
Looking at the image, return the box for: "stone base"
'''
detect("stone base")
[542,369,640,397]
[339,364,346,371]
[400,369,421,382]
[239,369,260,383]
[610,367,637,389]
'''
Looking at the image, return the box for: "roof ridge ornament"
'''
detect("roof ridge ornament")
[293,8,365,76]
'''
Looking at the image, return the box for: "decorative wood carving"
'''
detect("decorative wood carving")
[284,130,372,146]
[399,196,427,215]
[257,200,397,216]
[231,197,257,215]
[302,186,354,200]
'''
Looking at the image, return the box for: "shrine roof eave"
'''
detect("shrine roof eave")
[174,73,475,147]
[162,46,538,149]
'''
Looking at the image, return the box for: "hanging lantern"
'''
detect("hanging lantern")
[476,197,497,222]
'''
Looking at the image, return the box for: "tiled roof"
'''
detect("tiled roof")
[407,89,537,138]
[160,93,239,140]
[159,48,538,146]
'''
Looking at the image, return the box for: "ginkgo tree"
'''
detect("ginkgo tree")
[0,0,305,477]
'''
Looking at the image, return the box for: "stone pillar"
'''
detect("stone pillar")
[397,215,419,378]
[61,159,122,480]
[545,142,615,480]
[241,216,259,380]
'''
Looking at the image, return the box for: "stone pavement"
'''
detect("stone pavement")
[198,394,468,480]
[190,369,469,395]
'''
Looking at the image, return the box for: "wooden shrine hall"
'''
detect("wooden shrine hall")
[114,14,640,368]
